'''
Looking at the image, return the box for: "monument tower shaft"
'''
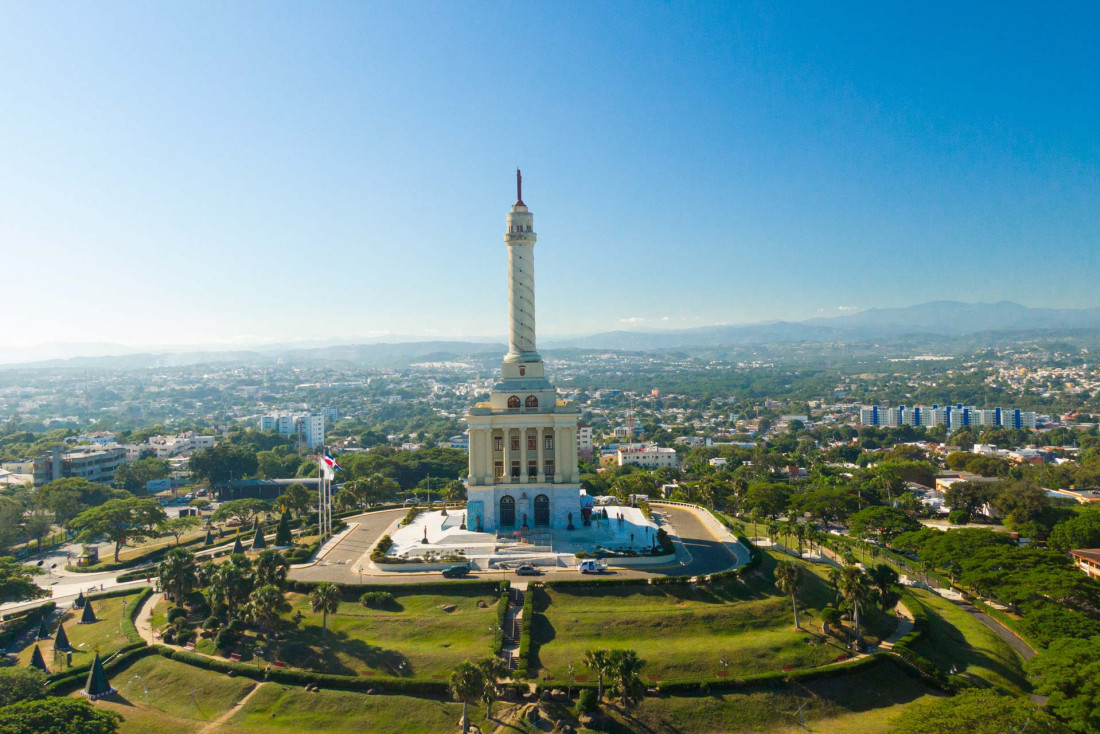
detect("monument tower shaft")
[505,169,538,361]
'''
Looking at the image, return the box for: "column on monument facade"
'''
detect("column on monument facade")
[469,430,480,486]
[553,427,564,483]
[536,427,545,482]
[569,427,579,483]
[518,427,528,483]
[479,429,491,485]
[502,429,510,485]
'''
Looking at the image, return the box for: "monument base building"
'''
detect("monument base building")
[464,171,582,536]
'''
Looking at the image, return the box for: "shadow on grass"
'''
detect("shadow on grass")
[277,628,411,677]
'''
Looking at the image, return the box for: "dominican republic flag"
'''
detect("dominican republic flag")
[321,452,342,480]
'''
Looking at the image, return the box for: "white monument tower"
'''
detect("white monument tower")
[465,171,582,536]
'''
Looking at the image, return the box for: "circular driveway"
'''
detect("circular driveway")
[289,504,745,585]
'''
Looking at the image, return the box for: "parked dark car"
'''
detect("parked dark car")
[515,565,541,576]
[442,564,471,578]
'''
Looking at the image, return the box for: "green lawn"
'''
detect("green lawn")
[16,592,140,672]
[91,654,256,734]
[531,550,885,682]
[620,658,941,734]
[273,587,500,677]
[209,684,491,734]
[907,588,1028,694]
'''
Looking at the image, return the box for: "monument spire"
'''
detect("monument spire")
[504,171,537,361]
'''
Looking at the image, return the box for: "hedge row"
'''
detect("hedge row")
[0,601,55,649]
[120,586,153,644]
[515,585,536,678]
[887,589,954,691]
[45,640,148,685]
[285,578,508,599]
[533,653,887,695]
[161,647,450,695]
[46,644,159,695]
[492,586,509,655]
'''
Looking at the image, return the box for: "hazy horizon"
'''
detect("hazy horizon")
[3,3,1098,348]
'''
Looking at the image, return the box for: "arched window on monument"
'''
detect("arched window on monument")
[507,395,520,410]
[525,395,538,409]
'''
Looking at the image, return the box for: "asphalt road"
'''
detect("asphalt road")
[288,504,745,585]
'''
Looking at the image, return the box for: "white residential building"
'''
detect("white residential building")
[617,445,679,470]
[259,413,326,449]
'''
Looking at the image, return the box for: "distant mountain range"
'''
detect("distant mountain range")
[5,301,1100,369]
[542,301,1100,351]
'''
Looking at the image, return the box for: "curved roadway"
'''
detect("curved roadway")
[289,504,747,585]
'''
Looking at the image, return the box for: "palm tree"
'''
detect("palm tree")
[870,563,899,611]
[247,584,290,636]
[766,520,781,548]
[841,547,858,567]
[785,518,798,553]
[608,649,646,713]
[309,582,341,641]
[794,522,808,558]
[157,547,197,603]
[254,549,290,589]
[475,656,509,719]
[583,648,613,702]
[773,560,802,629]
[836,565,872,648]
[450,660,484,734]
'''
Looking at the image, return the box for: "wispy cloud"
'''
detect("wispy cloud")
[836,305,858,312]
[619,316,646,324]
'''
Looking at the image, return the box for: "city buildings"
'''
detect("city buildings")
[258,412,326,448]
[617,445,679,469]
[859,404,1038,429]
[32,445,127,486]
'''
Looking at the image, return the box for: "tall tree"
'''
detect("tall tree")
[254,549,290,589]
[157,547,197,603]
[310,582,341,641]
[449,660,484,734]
[475,656,509,720]
[158,515,200,545]
[608,649,646,713]
[774,560,803,629]
[583,648,613,702]
[70,498,166,562]
[247,584,290,636]
[837,565,872,648]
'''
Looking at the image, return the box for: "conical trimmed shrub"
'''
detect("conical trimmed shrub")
[36,618,50,640]
[81,651,115,699]
[79,600,98,625]
[74,591,85,609]
[204,528,215,546]
[232,533,244,555]
[54,622,72,652]
[29,644,48,672]
[250,527,266,551]
[275,511,293,546]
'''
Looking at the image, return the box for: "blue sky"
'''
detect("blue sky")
[1,2,1098,348]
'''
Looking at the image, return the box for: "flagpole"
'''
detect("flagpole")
[318,445,325,542]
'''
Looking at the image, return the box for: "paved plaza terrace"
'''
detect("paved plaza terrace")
[368,502,662,571]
